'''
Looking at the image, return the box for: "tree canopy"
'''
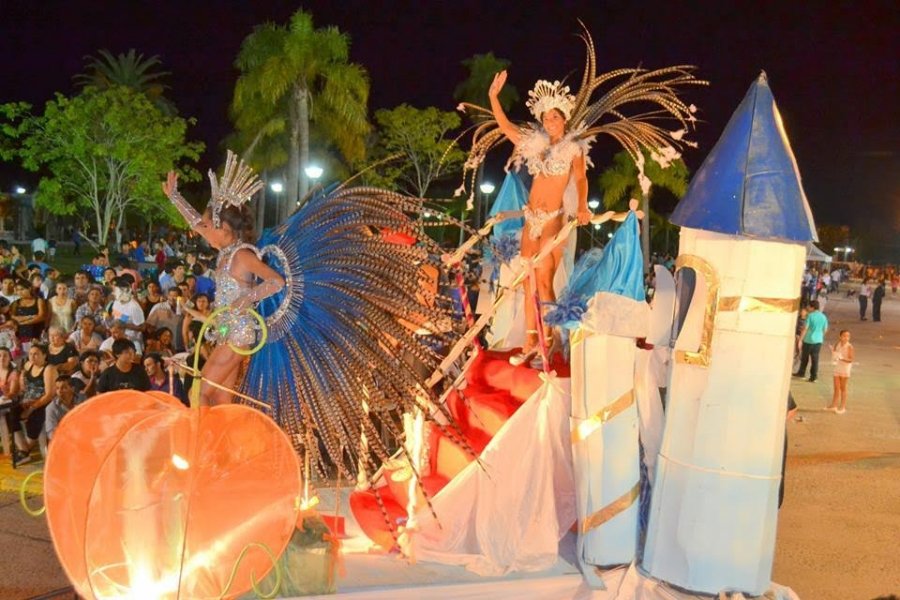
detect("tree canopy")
[0,86,203,247]
[75,49,176,116]
[232,9,371,218]
[367,104,465,198]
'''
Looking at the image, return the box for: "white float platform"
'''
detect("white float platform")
[290,487,799,600]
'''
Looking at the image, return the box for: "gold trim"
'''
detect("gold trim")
[570,327,587,348]
[571,389,634,443]
[582,482,640,533]
[673,254,719,368]
[718,296,801,313]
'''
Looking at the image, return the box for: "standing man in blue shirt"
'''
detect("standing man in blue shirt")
[794,300,829,382]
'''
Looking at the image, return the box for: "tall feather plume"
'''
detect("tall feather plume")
[455,22,708,197]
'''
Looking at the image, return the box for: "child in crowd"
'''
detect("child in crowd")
[828,330,854,414]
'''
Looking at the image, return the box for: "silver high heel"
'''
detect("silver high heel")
[510,331,539,366]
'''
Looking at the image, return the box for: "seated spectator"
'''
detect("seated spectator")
[29,250,51,277]
[45,375,83,441]
[140,281,164,317]
[8,246,26,277]
[97,339,150,393]
[159,261,187,293]
[72,270,92,305]
[75,287,109,336]
[10,280,46,344]
[29,272,46,299]
[0,274,19,306]
[71,350,101,398]
[101,267,118,295]
[145,327,176,358]
[100,321,139,359]
[192,262,215,299]
[147,287,185,351]
[182,293,211,348]
[0,346,20,399]
[68,315,104,353]
[144,352,186,405]
[47,326,80,375]
[6,344,57,464]
[115,256,142,290]
[108,277,145,348]
[49,281,76,332]
[40,268,60,299]
[0,320,22,359]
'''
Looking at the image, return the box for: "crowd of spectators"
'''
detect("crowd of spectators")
[0,236,215,465]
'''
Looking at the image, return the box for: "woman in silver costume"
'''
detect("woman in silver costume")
[489,72,593,365]
[457,29,704,367]
[162,151,284,406]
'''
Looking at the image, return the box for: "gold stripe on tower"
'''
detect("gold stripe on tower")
[582,482,640,533]
[717,296,801,313]
[571,389,634,444]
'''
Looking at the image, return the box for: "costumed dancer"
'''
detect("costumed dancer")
[167,152,463,500]
[163,151,284,406]
[456,26,705,368]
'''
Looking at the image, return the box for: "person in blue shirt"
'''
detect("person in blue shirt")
[794,299,829,382]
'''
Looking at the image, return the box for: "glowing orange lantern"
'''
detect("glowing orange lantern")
[44,390,301,599]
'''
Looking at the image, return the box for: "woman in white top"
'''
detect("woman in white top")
[48,282,75,332]
[828,330,854,414]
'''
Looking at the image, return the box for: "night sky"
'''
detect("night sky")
[1,1,897,245]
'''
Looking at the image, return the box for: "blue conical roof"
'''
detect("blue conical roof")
[671,72,817,243]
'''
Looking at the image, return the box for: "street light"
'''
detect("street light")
[270,182,284,193]
[588,198,600,210]
[304,165,324,181]
[14,186,26,195]
[479,182,495,195]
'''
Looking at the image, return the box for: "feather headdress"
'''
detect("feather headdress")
[209,150,264,227]
[455,23,708,202]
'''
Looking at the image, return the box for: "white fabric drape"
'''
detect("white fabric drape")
[413,375,576,576]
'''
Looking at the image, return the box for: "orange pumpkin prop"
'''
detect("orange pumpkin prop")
[44,391,301,599]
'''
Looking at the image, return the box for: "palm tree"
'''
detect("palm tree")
[232,9,371,221]
[75,49,175,115]
[598,149,690,269]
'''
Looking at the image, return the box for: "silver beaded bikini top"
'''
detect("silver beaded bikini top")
[509,126,595,178]
[214,243,257,307]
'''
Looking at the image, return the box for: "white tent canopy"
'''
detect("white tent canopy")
[806,243,832,263]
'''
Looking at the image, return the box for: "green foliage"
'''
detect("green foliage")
[75,49,176,116]
[0,86,203,246]
[454,52,519,112]
[367,104,465,197]
[597,149,689,211]
[231,9,371,214]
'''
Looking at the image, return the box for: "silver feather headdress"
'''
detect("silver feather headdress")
[209,150,264,227]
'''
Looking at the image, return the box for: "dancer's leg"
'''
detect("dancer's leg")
[200,344,246,406]
[520,230,541,354]
[829,376,840,409]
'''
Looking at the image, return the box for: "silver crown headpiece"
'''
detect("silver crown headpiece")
[209,150,264,227]
[526,80,576,121]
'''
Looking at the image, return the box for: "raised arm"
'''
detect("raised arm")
[489,71,521,145]
[162,172,202,229]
